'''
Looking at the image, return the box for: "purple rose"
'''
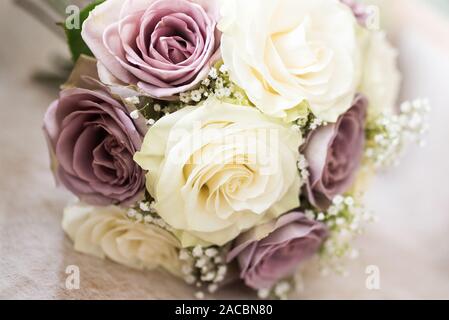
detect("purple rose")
[304,94,368,210]
[82,0,220,99]
[227,212,328,290]
[43,88,145,206]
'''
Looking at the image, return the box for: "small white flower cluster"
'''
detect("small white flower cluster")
[180,64,249,105]
[126,200,175,233]
[308,117,327,131]
[179,245,229,299]
[306,195,375,275]
[127,71,247,123]
[125,97,143,121]
[257,280,295,300]
[125,96,183,126]
[365,99,430,168]
[294,112,310,130]
[297,154,310,188]
[296,112,327,137]
[125,96,140,106]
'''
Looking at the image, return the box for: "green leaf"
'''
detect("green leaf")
[64,0,105,62]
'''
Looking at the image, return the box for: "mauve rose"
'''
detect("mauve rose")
[227,212,328,290]
[81,0,220,99]
[304,94,368,210]
[43,88,145,206]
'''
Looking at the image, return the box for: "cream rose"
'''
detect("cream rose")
[62,204,182,276]
[134,97,302,247]
[360,31,401,115]
[218,0,360,122]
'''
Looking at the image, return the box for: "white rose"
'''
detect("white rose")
[134,97,302,247]
[218,0,360,122]
[360,31,401,115]
[62,204,182,276]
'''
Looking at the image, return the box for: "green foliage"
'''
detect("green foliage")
[64,0,105,62]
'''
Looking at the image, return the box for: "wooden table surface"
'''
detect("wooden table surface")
[1,0,449,299]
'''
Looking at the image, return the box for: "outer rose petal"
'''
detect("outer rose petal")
[81,0,139,83]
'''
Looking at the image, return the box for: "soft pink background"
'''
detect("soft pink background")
[1,0,449,299]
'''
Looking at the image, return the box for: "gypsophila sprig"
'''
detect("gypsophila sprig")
[297,154,310,189]
[308,195,375,275]
[297,111,327,136]
[179,62,251,106]
[126,200,176,233]
[124,95,184,125]
[179,245,230,298]
[257,278,297,300]
[365,99,431,168]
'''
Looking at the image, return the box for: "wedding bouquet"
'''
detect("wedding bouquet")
[41,0,429,299]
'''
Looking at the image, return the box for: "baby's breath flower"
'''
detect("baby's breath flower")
[297,154,309,188]
[257,278,295,300]
[195,291,205,299]
[129,110,140,120]
[191,90,202,102]
[317,212,325,221]
[274,281,291,300]
[317,195,374,274]
[219,64,229,74]
[139,201,150,212]
[126,200,174,233]
[179,245,230,298]
[162,106,171,115]
[201,78,211,86]
[208,284,218,293]
[208,67,218,79]
[365,98,430,168]
[192,245,203,258]
[125,96,140,105]
[309,117,324,130]
[153,104,161,112]
[176,62,251,106]
[305,210,316,221]
[257,289,270,299]
[180,92,191,104]
[205,248,218,257]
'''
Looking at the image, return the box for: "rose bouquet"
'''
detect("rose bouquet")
[42,0,429,299]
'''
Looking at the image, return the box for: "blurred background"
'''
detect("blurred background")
[1,0,449,299]
[428,0,449,12]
